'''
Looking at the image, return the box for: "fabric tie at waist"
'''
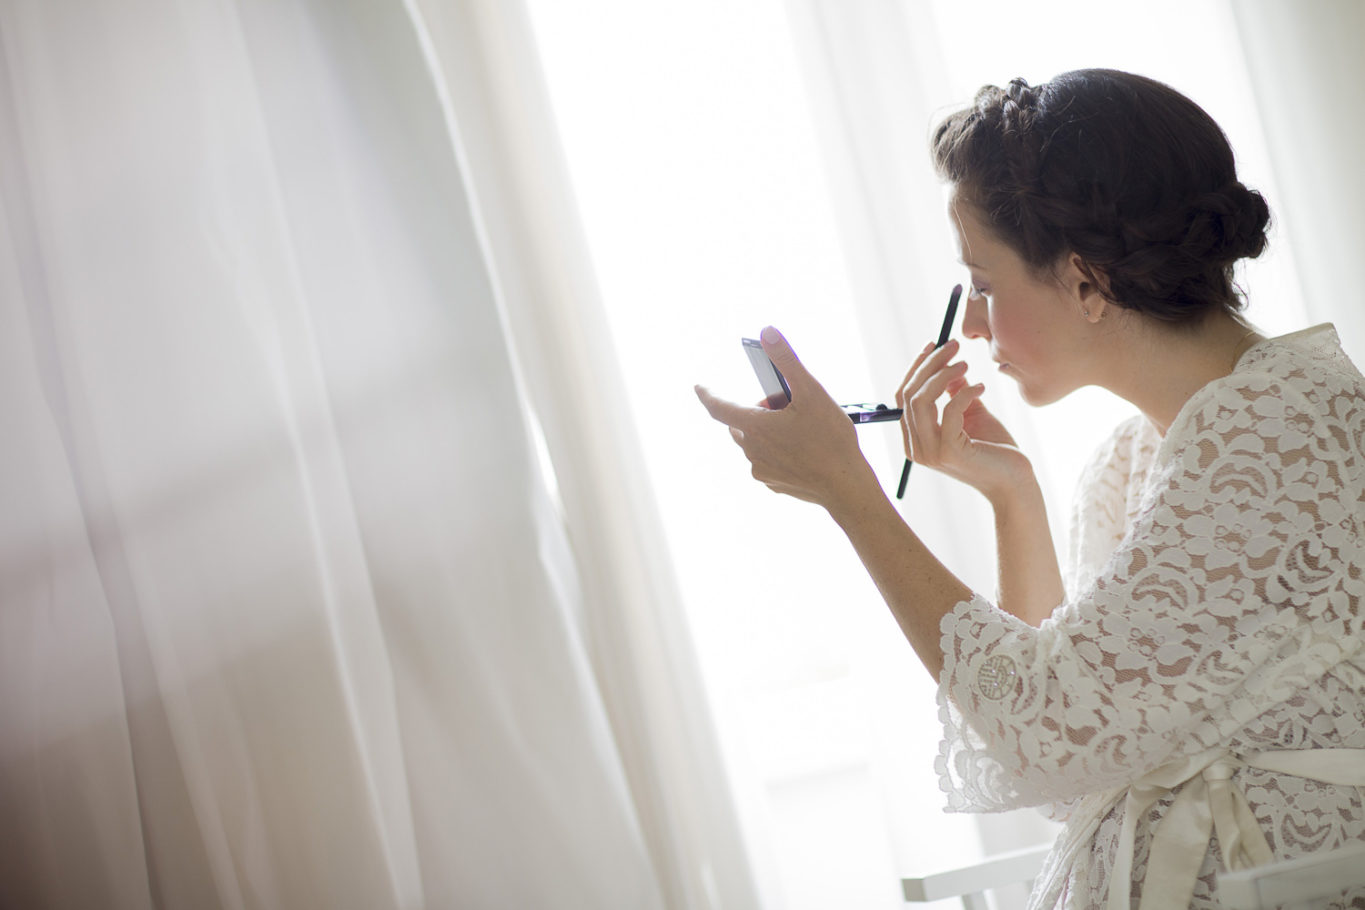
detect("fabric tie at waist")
[1106,747,1365,910]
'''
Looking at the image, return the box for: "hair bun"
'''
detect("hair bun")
[1188,182,1271,264]
[1225,182,1271,260]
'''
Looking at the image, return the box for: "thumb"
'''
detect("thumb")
[759,325,819,396]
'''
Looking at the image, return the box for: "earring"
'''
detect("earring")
[1083,308,1091,317]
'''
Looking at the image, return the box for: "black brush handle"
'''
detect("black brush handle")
[895,284,963,500]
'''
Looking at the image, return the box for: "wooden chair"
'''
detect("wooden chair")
[901,840,1365,909]
[901,843,1049,910]
[1216,840,1365,910]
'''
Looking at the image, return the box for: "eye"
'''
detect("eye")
[969,284,990,300]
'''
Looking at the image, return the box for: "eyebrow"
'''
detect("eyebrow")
[958,258,985,270]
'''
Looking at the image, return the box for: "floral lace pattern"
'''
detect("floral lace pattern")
[936,326,1365,909]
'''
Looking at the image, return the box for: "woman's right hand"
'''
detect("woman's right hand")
[895,339,1035,504]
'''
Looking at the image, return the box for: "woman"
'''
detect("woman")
[696,69,1365,909]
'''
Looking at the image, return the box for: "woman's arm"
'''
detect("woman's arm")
[820,475,974,680]
[895,340,1064,625]
[695,327,974,680]
[989,481,1064,626]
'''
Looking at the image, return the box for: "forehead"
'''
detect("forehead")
[947,193,994,264]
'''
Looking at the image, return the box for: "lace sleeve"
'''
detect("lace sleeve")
[936,369,1365,812]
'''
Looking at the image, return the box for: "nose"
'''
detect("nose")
[960,294,989,341]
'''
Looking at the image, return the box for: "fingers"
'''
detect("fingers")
[939,381,987,445]
[698,330,873,507]
[895,342,937,409]
[758,326,825,398]
[899,340,961,450]
[896,342,947,460]
[695,384,762,428]
[898,338,961,406]
[697,385,771,455]
[905,357,970,465]
[908,360,967,428]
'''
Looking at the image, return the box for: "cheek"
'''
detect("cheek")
[994,292,1067,353]
[989,300,1035,348]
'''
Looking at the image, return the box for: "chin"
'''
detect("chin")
[1012,374,1069,408]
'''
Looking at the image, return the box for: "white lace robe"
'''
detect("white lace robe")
[936,325,1365,909]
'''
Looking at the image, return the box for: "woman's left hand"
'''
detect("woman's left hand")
[896,339,1034,504]
[695,327,879,510]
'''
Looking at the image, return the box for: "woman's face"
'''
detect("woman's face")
[950,198,1095,406]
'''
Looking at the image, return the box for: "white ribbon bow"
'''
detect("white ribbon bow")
[1106,747,1365,910]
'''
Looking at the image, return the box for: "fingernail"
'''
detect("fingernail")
[761,326,780,345]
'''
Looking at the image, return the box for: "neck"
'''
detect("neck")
[1096,311,1263,436]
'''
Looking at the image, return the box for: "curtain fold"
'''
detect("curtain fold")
[779,0,1061,873]
[1229,0,1365,357]
[0,0,737,906]
[780,0,1003,571]
[405,3,760,907]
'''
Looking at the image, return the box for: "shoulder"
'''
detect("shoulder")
[1157,324,1365,495]
[1067,412,1153,595]
[1164,326,1363,448]
[1075,413,1154,500]
[1085,413,1150,472]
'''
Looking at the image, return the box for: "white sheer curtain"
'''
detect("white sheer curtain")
[408,3,758,907]
[0,1,753,907]
[1230,0,1365,356]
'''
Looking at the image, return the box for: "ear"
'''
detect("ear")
[1062,253,1112,324]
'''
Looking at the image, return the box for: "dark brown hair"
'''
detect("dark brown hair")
[931,69,1270,323]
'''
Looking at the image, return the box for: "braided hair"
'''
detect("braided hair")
[931,69,1270,324]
